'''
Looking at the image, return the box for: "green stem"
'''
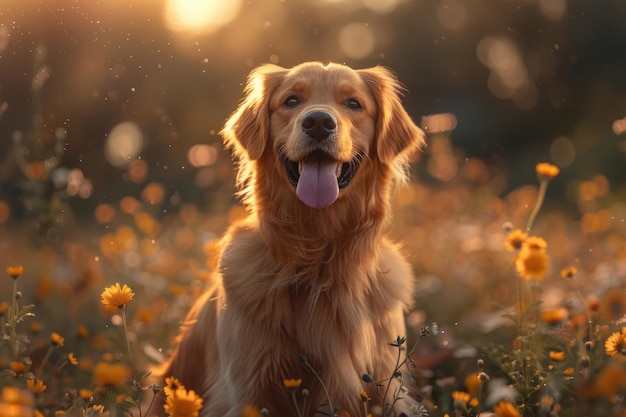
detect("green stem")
[108,387,118,417]
[9,279,19,360]
[120,306,142,417]
[525,180,548,232]
[36,345,53,378]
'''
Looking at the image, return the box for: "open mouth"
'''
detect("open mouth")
[283,151,362,209]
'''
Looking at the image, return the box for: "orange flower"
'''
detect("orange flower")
[68,353,79,365]
[560,266,577,279]
[0,301,8,315]
[50,332,64,347]
[93,362,128,387]
[100,283,134,308]
[535,162,560,180]
[493,401,521,417]
[549,351,565,361]
[26,379,47,394]
[163,386,203,417]
[605,328,626,361]
[10,361,26,375]
[283,378,302,389]
[540,308,568,324]
[515,237,549,280]
[504,229,527,252]
[6,265,24,279]
[452,390,471,410]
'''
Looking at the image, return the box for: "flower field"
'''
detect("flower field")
[1,152,626,417]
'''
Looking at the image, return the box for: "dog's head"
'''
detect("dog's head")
[221,62,425,210]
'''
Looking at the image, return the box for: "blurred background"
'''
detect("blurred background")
[1,3,626,414]
[1,0,626,223]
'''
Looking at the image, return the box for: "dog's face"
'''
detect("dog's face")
[222,62,425,210]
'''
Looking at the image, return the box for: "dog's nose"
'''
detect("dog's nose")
[301,111,337,141]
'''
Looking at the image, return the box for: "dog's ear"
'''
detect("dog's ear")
[358,67,425,164]
[221,64,287,160]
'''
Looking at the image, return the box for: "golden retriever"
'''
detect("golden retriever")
[158,62,426,417]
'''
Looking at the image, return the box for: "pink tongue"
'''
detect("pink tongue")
[296,156,340,209]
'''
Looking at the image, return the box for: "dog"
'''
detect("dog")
[157,62,426,417]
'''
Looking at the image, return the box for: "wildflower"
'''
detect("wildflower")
[469,397,479,407]
[452,390,470,410]
[68,353,78,365]
[11,361,26,375]
[493,401,521,417]
[50,332,64,347]
[604,328,626,361]
[0,387,35,417]
[563,367,574,375]
[282,378,302,389]
[601,289,626,321]
[30,322,43,334]
[360,389,371,402]
[540,308,568,324]
[100,283,135,308]
[504,229,527,252]
[535,162,560,180]
[549,351,565,361]
[164,376,185,396]
[515,237,549,280]
[6,265,24,279]
[77,324,89,339]
[93,361,128,387]
[79,389,93,400]
[135,306,155,324]
[0,301,8,315]
[560,266,577,279]
[34,410,44,417]
[26,379,47,394]
[163,386,203,417]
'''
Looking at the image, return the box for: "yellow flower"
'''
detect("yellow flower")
[77,324,89,339]
[68,353,79,365]
[560,266,577,279]
[283,378,302,389]
[493,401,521,417]
[93,361,128,387]
[549,351,565,361]
[605,328,626,361]
[50,332,64,347]
[164,376,185,397]
[6,265,24,279]
[0,387,35,417]
[1,387,34,406]
[504,229,527,252]
[163,387,203,417]
[540,308,568,324]
[452,390,471,410]
[359,389,371,402]
[515,238,549,280]
[26,379,47,394]
[101,283,135,308]
[11,361,26,375]
[536,162,560,180]
[79,389,93,400]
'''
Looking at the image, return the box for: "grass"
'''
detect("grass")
[1,154,626,417]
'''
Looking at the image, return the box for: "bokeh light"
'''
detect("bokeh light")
[187,144,218,168]
[164,0,242,34]
[339,23,375,60]
[549,136,576,168]
[105,122,144,169]
[363,0,399,14]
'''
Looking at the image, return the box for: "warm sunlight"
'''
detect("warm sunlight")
[163,0,242,34]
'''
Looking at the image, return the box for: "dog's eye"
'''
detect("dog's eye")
[345,98,362,110]
[284,95,300,108]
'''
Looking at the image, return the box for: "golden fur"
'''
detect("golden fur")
[157,62,425,417]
